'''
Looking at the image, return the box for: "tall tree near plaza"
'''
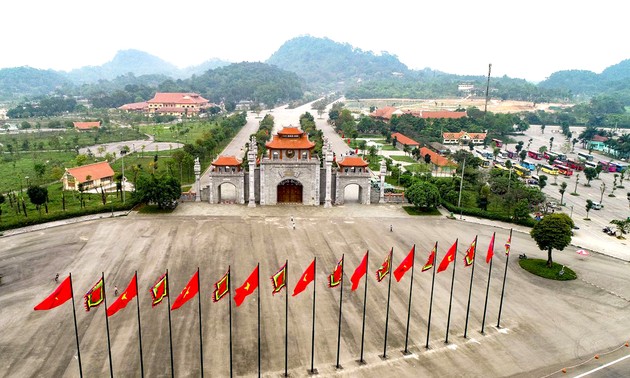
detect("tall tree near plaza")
[583,168,597,186]
[27,185,47,216]
[530,213,573,267]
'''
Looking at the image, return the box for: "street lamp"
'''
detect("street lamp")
[457,158,467,219]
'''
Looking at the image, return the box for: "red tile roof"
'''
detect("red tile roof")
[391,132,419,146]
[369,106,399,120]
[419,147,456,167]
[422,111,467,119]
[65,161,114,183]
[442,131,487,140]
[212,155,242,166]
[266,127,315,149]
[156,107,200,113]
[118,101,147,110]
[337,156,369,167]
[73,121,101,130]
[147,92,209,105]
[591,135,609,142]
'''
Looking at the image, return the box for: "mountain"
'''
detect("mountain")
[0,67,71,100]
[266,36,409,89]
[179,58,232,78]
[539,59,630,97]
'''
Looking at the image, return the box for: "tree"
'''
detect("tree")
[572,138,578,152]
[559,182,568,205]
[541,124,546,134]
[538,145,548,154]
[404,181,440,210]
[27,186,48,216]
[493,147,500,161]
[424,153,431,165]
[134,174,181,209]
[478,184,490,211]
[513,199,531,222]
[519,150,527,161]
[584,167,597,186]
[538,175,548,190]
[0,193,4,224]
[530,213,573,267]
[586,200,593,219]
[549,136,554,151]
[610,219,630,237]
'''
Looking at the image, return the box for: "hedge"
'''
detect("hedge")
[441,200,537,228]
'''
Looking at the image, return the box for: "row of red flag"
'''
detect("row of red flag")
[34,234,511,314]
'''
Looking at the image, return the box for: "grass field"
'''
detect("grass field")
[389,155,417,163]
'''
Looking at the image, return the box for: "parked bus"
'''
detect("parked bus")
[543,151,558,161]
[493,163,509,171]
[598,161,617,172]
[615,163,627,172]
[541,164,559,175]
[556,153,567,161]
[566,159,585,171]
[577,152,594,161]
[506,150,516,159]
[528,150,543,160]
[584,161,597,169]
[475,148,493,160]
[514,165,531,178]
[553,163,573,176]
[492,138,503,148]
[520,161,536,171]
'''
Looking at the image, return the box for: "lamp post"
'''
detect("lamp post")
[120,148,126,205]
[457,158,467,219]
[570,205,574,220]
[600,182,606,204]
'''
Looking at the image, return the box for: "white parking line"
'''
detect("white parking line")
[572,353,630,377]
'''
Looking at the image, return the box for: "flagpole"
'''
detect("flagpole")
[425,242,437,349]
[257,262,261,378]
[335,254,344,369]
[284,259,289,377]
[102,272,114,378]
[69,273,84,378]
[134,271,145,378]
[481,232,496,335]
[359,251,368,364]
[197,267,204,377]
[166,269,175,378]
[310,257,317,375]
[497,229,512,328]
[463,236,478,338]
[445,239,458,344]
[228,266,233,378]
[403,245,415,355]
[382,248,393,358]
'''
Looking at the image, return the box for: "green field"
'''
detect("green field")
[138,120,221,144]
[390,155,417,163]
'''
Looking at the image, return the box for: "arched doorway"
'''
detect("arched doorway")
[218,182,237,203]
[343,183,361,204]
[277,179,303,203]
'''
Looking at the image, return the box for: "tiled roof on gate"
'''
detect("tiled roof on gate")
[65,161,114,183]
[337,156,369,167]
[212,155,242,166]
[266,127,315,149]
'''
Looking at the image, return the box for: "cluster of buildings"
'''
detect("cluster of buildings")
[119,92,217,118]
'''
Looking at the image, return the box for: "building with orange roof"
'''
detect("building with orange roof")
[73,121,101,131]
[418,147,456,167]
[208,155,245,204]
[62,161,115,191]
[421,110,467,119]
[442,130,487,145]
[118,102,148,112]
[145,92,210,117]
[391,132,420,150]
[369,106,403,121]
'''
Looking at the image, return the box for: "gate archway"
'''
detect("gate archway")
[277,179,303,203]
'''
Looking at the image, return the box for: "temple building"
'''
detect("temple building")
[201,126,386,206]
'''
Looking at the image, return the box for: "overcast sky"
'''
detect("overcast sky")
[2,0,627,82]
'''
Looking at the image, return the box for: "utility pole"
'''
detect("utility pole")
[457,158,466,219]
[484,64,492,116]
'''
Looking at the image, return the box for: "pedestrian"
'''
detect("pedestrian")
[290,216,294,223]
[114,286,119,296]
[54,273,59,283]
[390,224,393,232]
[292,222,296,230]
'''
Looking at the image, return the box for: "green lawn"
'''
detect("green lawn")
[402,206,441,216]
[0,151,77,193]
[390,155,417,163]
[138,121,219,144]
[519,258,577,280]
[380,145,398,151]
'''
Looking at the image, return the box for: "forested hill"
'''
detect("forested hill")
[0,67,72,99]
[266,36,410,89]
[538,59,630,102]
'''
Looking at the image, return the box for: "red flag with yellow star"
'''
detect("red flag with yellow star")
[393,245,415,282]
[438,240,458,273]
[171,271,199,310]
[34,275,72,311]
[107,274,137,317]
[292,259,315,296]
[234,266,259,307]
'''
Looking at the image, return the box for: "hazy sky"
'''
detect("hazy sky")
[2,0,627,82]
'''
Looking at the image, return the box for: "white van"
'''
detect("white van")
[592,202,602,210]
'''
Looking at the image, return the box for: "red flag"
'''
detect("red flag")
[234,266,259,307]
[393,245,415,282]
[292,260,315,296]
[107,274,137,317]
[463,238,477,267]
[213,269,229,302]
[438,240,457,273]
[84,277,105,312]
[486,233,495,264]
[422,244,436,272]
[150,273,168,307]
[171,271,199,310]
[376,249,392,282]
[505,233,512,256]
[34,275,72,311]
[350,252,368,291]
[271,263,287,295]
[328,256,344,288]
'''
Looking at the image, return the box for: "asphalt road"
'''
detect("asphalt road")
[2,204,630,377]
